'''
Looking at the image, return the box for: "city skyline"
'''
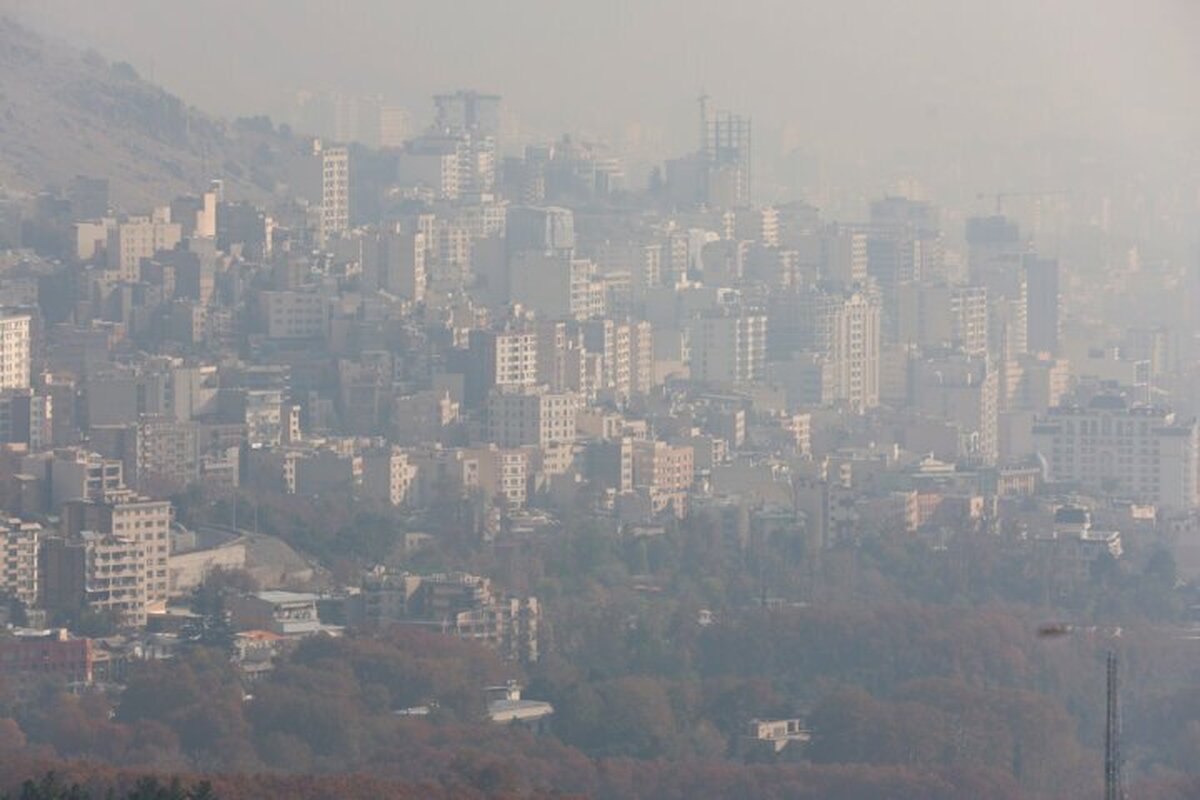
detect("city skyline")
[0,5,1198,798]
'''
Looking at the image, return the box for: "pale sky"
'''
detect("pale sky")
[11,0,1200,162]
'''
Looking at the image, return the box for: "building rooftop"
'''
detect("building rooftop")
[487,698,555,724]
[254,590,322,605]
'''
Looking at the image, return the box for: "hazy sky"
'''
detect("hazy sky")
[12,0,1200,162]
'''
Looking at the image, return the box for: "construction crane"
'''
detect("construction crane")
[977,190,1069,215]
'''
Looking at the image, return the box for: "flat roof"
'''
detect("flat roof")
[254,590,321,603]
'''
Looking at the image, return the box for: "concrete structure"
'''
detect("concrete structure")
[134,416,200,491]
[830,292,881,412]
[227,590,324,637]
[741,718,811,756]
[1033,396,1199,510]
[360,447,418,506]
[61,492,172,612]
[40,532,148,627]
[1024,255,1059,355]
[22,448,124,512]
[690,311,767,384]
[402,571,540,662]
[0,313,31,391]
[259,291,329,340]
[0,388,52,450]
[361,230,426,300]
[508,252,593,320]
[632,440,693,517]
[506,206,575,256]
[106,213,182,282]
[466,328,540,407]
[821,224,868,286]
[967,215,1027,360]
[486,387,578,448]
[465,445,529,509]
[320,145,350,243]
[485,681,554,729]
[168,533,247,599]
[1031,505,1123,586]
[396,144,460,200]
[911,353,999,465]
[0,629,93,685]
[0,517,40,607]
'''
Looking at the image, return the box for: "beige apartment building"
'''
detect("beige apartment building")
[61,492,172,612]
[0,313,31,391]
[0,517,40,607]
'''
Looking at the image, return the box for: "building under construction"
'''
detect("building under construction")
[699,95,752,208]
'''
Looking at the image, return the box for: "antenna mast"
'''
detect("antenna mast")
[1104,650,1124,800]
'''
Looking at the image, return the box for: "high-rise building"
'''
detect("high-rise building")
[1024,255,1060,355]
[320,145,350,243]
[378,105,410,148]
[967,215,1028,358]
[820,224,868,288]
[699,98,752,207]
[506,206,576,256]
[628,320,654,397]
[61,491,173,612]
[466,328,540,408]
[900,284,988,355]
[135,416,200,492]
[581,319,654,403]
[831,292,882,413]
[486,386,578,448]
[533,321,576,393]
[869,196,945,282]
[360,447,418,507]
[0,389,52,450]
[361,230,426,301]
[1033,395,1199,511]
[631,439,694,517]
[0,517,40,608]
[0,311,30,391]
[396,140,461,200]
[911,352,999,465]
[434,90,502,136]
[40,532,149,627]
[690,310,767,384]
[508,252,593,320]
[258,288,328,340]
[106,211,183,283]
[767,288,880,412]
[950,285,990,356]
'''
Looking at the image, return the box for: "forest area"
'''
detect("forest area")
[4,498,1200,800]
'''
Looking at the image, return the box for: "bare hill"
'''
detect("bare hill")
[0,17,304,210]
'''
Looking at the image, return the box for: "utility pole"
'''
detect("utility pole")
[1104,649,1124,800]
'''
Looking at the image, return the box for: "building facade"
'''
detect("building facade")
[1033,396,1199,511]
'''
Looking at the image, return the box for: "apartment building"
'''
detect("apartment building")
[466,328,539,407]
[690,310,767,384]
[106,212,183,282]
[320,145,350,243]
[1033,395,1199,511]
[0,517,40,607]
[40,532,149,627]
[61,492,172,612]
[486,386,578,448]
[259,291,329,340]
[0,313,31,391]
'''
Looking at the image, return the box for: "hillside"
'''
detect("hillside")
[0,17,305,210]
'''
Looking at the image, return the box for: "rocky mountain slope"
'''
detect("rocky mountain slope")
[0,17,305,210]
